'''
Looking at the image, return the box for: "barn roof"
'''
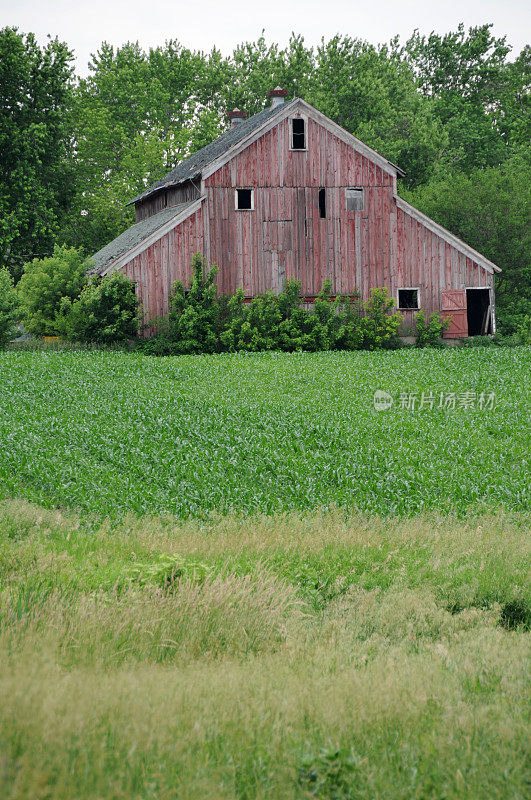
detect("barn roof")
[89,200,199,276]
[129,98,406,206]
[128,100,298,205]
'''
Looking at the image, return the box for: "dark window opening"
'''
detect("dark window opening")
[236,188,253,210]
[398,289,419,309]
[291,118,306,149]
[466,289,491,336]
[319,188,326,219]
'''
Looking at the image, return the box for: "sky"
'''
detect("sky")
[1,0,529,76]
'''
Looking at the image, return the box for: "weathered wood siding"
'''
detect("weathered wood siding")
[202,116,396,299]
[123,205,204,319]
[135,181,200,222]
[395,203,494,330]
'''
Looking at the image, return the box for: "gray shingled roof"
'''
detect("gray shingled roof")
[89,201,197,276]
[127,100,298,205]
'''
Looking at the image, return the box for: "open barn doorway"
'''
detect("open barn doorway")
[466,289,492,336]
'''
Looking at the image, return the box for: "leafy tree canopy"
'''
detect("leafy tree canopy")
[0,27,75,280]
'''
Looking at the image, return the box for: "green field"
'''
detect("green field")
[0,348,529,516]
[0,349,529,799]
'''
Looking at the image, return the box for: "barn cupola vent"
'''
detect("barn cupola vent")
[227,108,246,127]
[268,87,288,108]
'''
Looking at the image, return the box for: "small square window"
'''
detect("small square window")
[346,187,364,212]
[235,188,253,210]
[398,288,419,309]
[291,118,306,150]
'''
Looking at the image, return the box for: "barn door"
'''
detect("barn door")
[466,289,491,336]
[441,289,468,338]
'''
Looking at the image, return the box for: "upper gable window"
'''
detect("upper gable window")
[235,188,254,210]
[346,187,364,212]
[291,117,306,150]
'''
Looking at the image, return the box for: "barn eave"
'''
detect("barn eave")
[89,197,205,277]
[396,197,501,275]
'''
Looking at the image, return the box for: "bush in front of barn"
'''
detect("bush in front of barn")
[56,272,140,343]
[359,288,403,350]
[166,254,224,354]
[220,281,338,352]
[139,254,403,355]
[17,245,89,336]
[0,269,20,348]
[414,310,450,347]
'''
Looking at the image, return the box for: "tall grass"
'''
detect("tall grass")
[0,501,529,799]
[2,571,301,665]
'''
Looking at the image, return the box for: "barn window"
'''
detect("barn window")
[398,288,420,310]
[346,187,364,212]
[291,118,306,150]
[319,188,326,219]
[235,188,254,210]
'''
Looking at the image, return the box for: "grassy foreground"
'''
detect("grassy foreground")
[1,500,529,799]
[0,349,528,797]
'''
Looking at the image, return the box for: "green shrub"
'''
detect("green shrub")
[496,297,531,336]
[312,283,368,351]
[56,272,140,342]
[361,288,403,349]
[136,334,183,356]
[221,280,340,353]
[499,598,530,631]
[143,256,405,355]
[515,315,531,345]
[219,281,399,353]
[298,745,361,798]
[17,245,88,336]
[0,269,20,348]
[460,332,523,348]
[220,287,284,351]
[461,335,493,347]
[415,309,450,347]
[167,253,222,353]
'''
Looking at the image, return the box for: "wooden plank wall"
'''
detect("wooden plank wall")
[395,204,493,327]
[123,205,204,320]
[203,117,395,299]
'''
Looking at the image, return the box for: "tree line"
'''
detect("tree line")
[0,24,529,333]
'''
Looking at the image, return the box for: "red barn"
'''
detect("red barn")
[91,89,500,337]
